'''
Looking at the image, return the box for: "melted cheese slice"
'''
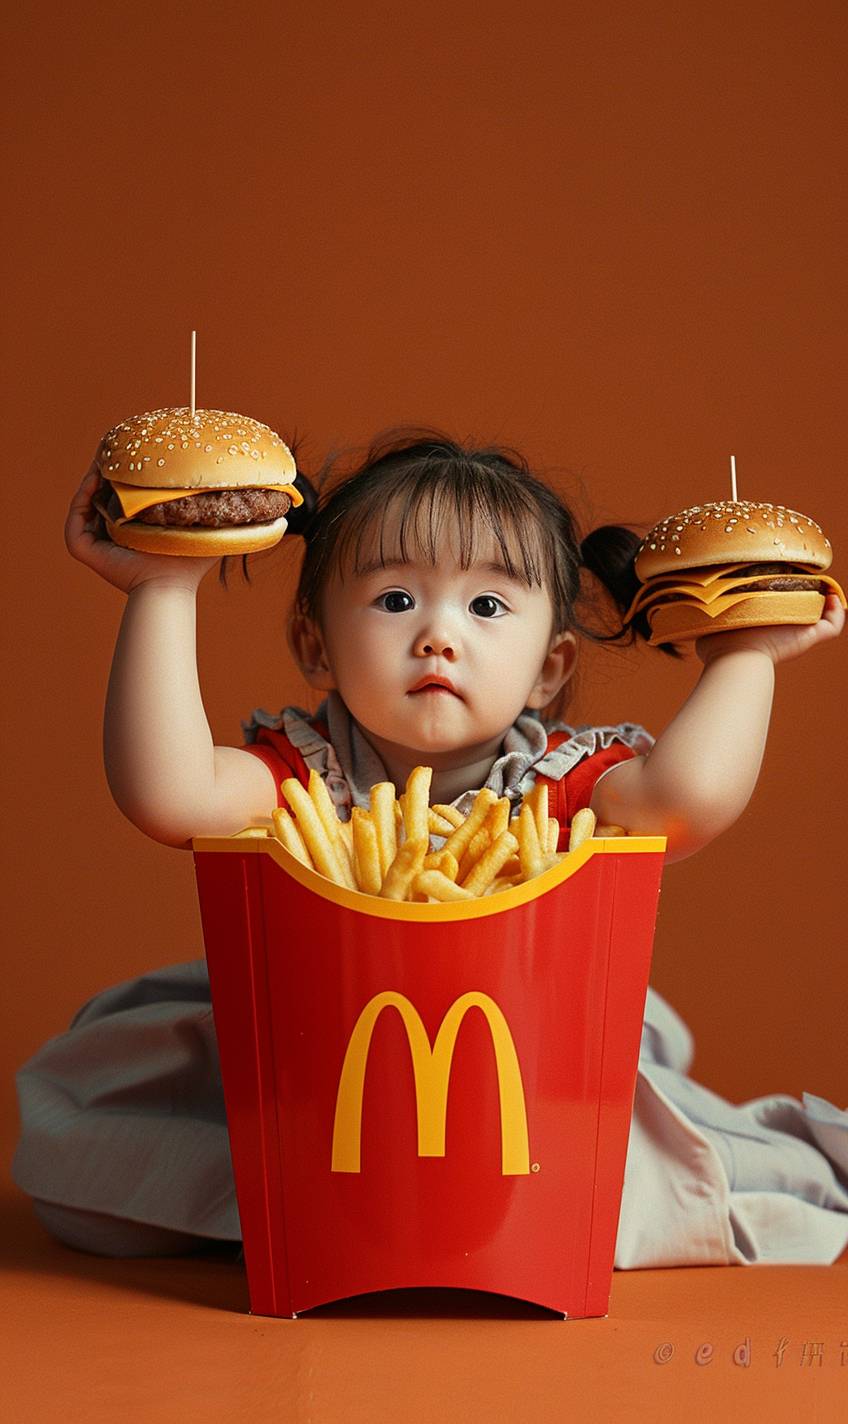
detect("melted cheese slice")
[109,478,303,523]
[624,568,845,621]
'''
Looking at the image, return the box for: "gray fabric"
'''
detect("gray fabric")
[30,1199,224,1258]
[12,959,848,1265]
[242,692,655,819]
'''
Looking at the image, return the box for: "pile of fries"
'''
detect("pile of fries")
[269,767,628,903]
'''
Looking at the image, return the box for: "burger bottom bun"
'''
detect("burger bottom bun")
[105,514,289,557]
[647,590,826,646]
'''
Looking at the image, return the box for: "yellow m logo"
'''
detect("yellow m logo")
[331,991,530,1175]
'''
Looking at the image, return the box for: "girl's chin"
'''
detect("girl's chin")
[360,715,507,765]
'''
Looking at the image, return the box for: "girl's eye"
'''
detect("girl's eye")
[376,590,415,613]
[470,594,507,618]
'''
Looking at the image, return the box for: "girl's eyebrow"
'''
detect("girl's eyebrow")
[354,556,525,583]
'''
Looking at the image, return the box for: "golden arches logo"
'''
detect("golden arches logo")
[331,990,530,1174]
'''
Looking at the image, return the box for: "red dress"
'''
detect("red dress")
[242,721,637,849]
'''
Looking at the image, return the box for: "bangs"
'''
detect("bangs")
[337,464,550,588]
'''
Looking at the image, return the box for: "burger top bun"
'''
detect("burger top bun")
[634,500,833,580]
[95,407,297,490]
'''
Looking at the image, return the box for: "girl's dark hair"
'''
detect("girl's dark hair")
[221,425,678,719]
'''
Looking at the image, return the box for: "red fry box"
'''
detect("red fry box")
[192,830,666,1318]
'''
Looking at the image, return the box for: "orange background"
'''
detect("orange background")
[3,0,846,1192]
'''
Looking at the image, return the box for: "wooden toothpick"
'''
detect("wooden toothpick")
[730,454,738,502]
[190,330,197,416]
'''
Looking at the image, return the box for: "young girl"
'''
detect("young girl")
[13,427,848,1267]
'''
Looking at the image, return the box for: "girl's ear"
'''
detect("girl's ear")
[525,630,579,710]
[287,613,336,691]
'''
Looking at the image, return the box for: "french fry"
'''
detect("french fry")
[271,806,313,868]
[483,796,510,841]
[428,808,457,837]
[351,808,383,896]
[432,803,464,829]
[308,770,356,889]
[596,824,627,837]
[381,837,428,901]
[484,874,520,895]
[403,765,432,843]
[525,782,549,846]
[462,829,519,896]
[517,802,544,881]
[275,764,591,902]
[414,870,473,902]
[371,782,398,879]
[281,778,348,886]
[424,849,459,880]
[568,807,597,852]
[442,787,497,864]
[457,827,490,884]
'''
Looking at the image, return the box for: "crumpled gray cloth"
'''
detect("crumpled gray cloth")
[12,960,848,1265]
[242,691,655,819]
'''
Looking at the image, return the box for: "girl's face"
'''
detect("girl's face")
[292,515,578,768]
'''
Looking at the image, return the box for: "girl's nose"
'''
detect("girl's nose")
[413,629,457,660]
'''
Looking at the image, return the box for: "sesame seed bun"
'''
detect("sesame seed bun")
[96,407,297,488]
[635,500,832,579]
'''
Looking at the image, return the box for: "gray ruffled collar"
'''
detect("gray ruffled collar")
[242,691,653,819]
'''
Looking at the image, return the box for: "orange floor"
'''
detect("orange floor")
[2,1186,846,1423]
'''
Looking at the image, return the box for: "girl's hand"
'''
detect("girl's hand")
[65,463,219,595]
[695,593,845,667]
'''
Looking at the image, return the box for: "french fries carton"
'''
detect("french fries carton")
[192,825,665,1319]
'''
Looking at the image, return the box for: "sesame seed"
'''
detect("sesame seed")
[157,458,165,467]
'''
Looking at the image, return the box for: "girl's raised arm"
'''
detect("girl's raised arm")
[590,597,844,863]
[103,581,279,848]
[67,465,279,849]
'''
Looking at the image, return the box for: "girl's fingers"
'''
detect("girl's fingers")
[65,467,105,553]
[70,462,101,507]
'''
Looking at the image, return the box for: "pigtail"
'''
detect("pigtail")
[580,524,682,658]
[281,471,320,540]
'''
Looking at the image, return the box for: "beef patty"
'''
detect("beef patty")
[99,483,292,528]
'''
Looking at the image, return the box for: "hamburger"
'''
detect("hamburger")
[92,407,303,556]
[623,499,846,645]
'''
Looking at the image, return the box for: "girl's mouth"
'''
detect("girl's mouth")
[407,675,462,698]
